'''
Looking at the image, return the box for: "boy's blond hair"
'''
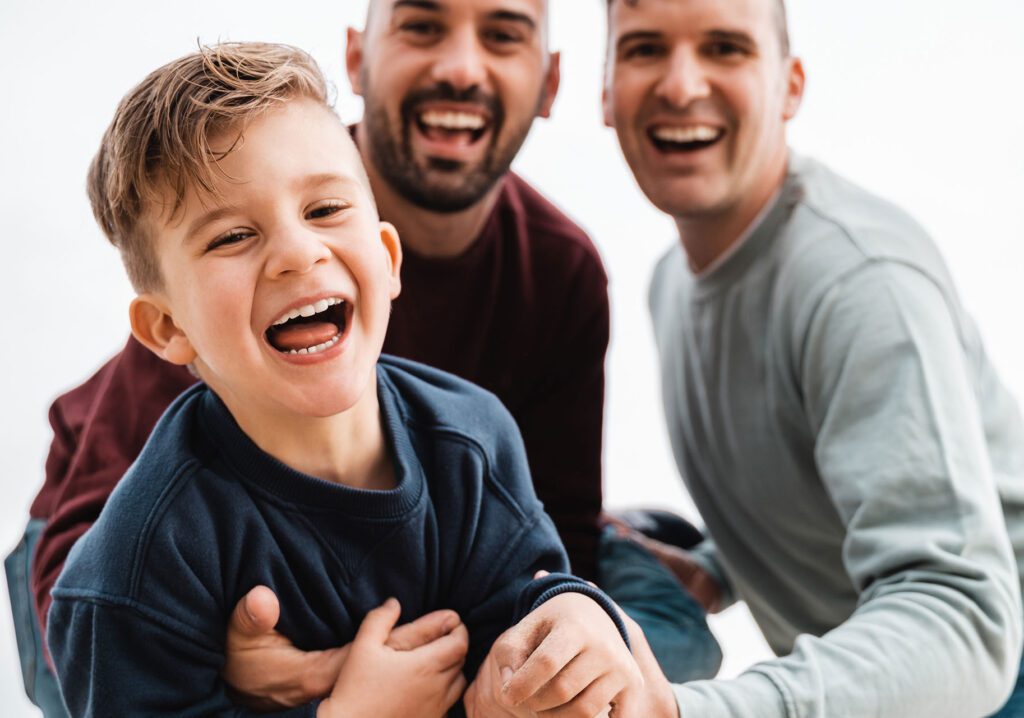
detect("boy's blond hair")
[88,42,331,291]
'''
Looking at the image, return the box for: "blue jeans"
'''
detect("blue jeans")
[5,519,69,718]
[597,527,722,682]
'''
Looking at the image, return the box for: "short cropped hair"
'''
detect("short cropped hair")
[606,0,791,58]
[87,42,331,291]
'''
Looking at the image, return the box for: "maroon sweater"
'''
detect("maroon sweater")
[29,173,609,632]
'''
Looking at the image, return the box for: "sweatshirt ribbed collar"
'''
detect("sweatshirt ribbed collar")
[195,364,425,519]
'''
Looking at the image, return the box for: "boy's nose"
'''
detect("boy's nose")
[265,229,332,278]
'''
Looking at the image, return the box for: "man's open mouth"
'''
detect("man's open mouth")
[414,107,491,147]
[265,297,350,356]
[648,124,725,153]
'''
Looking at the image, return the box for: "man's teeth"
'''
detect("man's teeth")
[287,334,342,356]
[419,110,486,131]
[653,125,721,143]
[272,297,344,326]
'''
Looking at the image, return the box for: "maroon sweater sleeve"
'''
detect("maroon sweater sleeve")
[30,336,196,637]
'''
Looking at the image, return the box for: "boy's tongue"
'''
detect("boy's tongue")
[270,322,339,352]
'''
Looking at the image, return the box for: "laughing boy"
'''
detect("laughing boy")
[46,42,641,717]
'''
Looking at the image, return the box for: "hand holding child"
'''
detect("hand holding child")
[223,586,466,713]
[464,591,644,717]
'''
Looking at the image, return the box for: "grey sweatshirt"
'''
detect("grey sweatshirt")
[650,155,1024,717]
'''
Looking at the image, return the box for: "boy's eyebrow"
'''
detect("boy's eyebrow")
[185,205,243,242]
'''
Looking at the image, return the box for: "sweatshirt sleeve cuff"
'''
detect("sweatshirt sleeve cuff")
[516,573,632,651]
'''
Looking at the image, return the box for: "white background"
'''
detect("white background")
[2,0,1023,713]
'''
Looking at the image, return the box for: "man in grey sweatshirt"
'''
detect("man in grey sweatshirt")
[603,0,1024,715]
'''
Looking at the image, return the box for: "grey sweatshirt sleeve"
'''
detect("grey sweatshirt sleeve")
[673,261,1022,717]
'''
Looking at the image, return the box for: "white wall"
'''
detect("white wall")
[2,0,1022,712]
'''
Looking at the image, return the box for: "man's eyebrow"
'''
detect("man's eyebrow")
[705,29,757,47]
[616,30,662,52]
[392,0,441,12]
[488,10,537,30]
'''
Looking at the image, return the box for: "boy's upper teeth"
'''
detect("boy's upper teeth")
[653,125,721,143]
[420,110,486,131]
[272,297,343,326]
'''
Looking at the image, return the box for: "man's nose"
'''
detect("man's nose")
[430,27,488,91]
[655,47,711,108]
[265,227,332,278]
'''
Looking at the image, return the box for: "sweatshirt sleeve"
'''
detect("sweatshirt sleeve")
[673,262,1022,717]
[48,594,316,718]
[453,395,628,678]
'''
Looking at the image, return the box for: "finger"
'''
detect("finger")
[522,652,596,712]
[387,609,460,650]
[502,629,580,706]
[540,674,617,718]
[442,667,469,712]
[414,621,470,671]
[533,569,551,580]
[354,597,402,646]
[229,585,280,638]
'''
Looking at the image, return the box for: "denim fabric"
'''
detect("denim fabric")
[5,519,69,717]
[990,656,1024,717]
[597,527,722,683]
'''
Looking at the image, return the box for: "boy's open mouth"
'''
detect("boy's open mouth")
[648,124,725,153]
[265,297,349,355]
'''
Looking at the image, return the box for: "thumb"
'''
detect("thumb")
[355,597,402,647]
[229,585,280,638]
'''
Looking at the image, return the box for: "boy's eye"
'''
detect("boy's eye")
[206,230,254,252]
[306,201,349,220]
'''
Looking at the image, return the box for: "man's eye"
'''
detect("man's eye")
[306,201,349,220]
[484,27,524,46]
[623,43,664,60]
[401,21,443,38]
[706,41,747,58]
[206,230,253,252]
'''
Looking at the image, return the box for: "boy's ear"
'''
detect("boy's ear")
[346,27,365,96]
[538,51,561,119]
[379,222,402,300]
[129,294,197,366]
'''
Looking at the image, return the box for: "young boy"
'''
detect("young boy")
[47,42,637,717]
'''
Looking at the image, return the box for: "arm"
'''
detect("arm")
[31,336,195,637]
[673,263,1022,717]
[513,253,609,581]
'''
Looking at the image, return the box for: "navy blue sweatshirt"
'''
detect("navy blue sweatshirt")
[48,356,626,717]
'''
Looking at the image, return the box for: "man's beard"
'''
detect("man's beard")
[362,80,538,213]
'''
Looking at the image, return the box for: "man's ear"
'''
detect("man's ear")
[129,294,197,366]
[782,57,805,121]
[538,51,561,119]
[346,27,366,96]
[379,222,403,300]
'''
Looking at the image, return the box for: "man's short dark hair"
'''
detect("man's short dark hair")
[606,0,791,58]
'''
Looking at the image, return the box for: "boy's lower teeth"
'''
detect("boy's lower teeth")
[287,334,341,356]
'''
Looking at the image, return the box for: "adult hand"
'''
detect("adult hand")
[466,592,643,717]
[222,585,465,710]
